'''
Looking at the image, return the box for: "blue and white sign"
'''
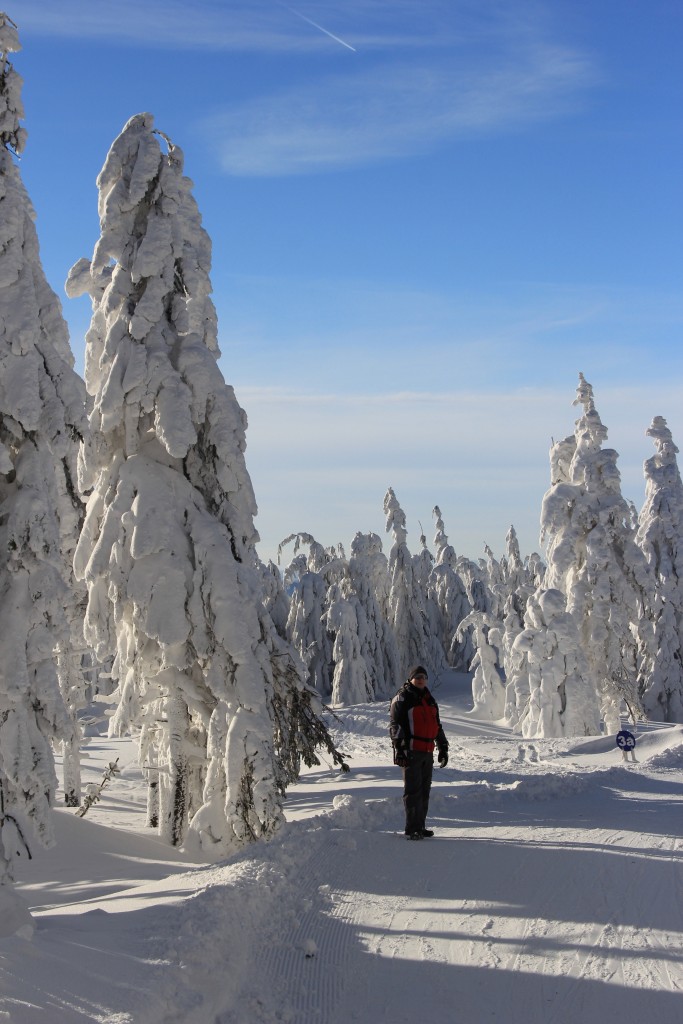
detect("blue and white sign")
[616,730,636,750]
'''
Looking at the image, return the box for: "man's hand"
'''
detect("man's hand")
[396,753,410,769]
[438,751,449,768]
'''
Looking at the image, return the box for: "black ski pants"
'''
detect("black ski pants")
[402,751,433,834]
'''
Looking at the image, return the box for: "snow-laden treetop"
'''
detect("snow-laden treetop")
[646,416,680,467]
[0,13,25,155]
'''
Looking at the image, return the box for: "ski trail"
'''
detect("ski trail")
[246,827,461,1023]
[247,831,359,1023]
[499,827,683,1023]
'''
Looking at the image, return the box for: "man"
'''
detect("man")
[389,665,449,840]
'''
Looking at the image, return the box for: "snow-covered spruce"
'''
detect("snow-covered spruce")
[541,374,652,732]
[509,588,601,738]
[455,611,505,719]
[636,417,683,721]
[0,12,87,924]
[501,526,538,625]
[347,531,401,699]
[500,595,526,726]
[278,533,340,699]
[483,543,506,621]
[412,524,444,659]
[279,531,397,704]
[68,114,340,856]
[428,506,473,670]
[487,526,540,684]
[325,579,374,705]
[258,559,290,641]
[383,488,447,680]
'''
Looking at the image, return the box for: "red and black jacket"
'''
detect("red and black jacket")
[389,682,448,762]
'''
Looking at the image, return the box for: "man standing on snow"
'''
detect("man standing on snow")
[390,666,449,840]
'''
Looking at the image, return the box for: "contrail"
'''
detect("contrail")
[278,2,357,52]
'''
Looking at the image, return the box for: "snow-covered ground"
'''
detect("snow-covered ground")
[4,673,683,1023]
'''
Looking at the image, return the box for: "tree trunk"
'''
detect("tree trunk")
[159,695,189,846]
[62,734,81,807]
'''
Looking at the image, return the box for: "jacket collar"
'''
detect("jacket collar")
[407,682,430,699]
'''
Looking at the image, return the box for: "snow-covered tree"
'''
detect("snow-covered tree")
[502,526,535,615]
[455,553,493,616]
[0,13,87,922]
[383,488,446,680]
[483,542,506,620]
[412,524,444,653]
[510,589,601,738]
[636,417,683,720]
[68,114,339,855]
[279,530,400,704]
[412,524,434,591]
[541,374,652,732]
[428,506,472,669]
[456,611,505,719]
[325,580,374,705]
[348,531,401,697]
[499,595,526,724]
[525,550,546,590]
[279,533,341,698]
[279,532,330,574]
[259,559,290,641]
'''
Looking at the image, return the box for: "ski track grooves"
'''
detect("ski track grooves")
[249,830,357,1023]
[504,827,683,1023]
[248,814,683,1023]
[247,827,447,1024]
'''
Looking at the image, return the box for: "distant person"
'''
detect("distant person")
[616,729,638,763]
[389,665,449,840]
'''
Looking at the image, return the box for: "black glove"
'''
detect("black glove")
[395,752,410,769]
[438,751,449,768]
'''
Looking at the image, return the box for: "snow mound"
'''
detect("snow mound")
[430,770,593,812]
[644,742,683,769]
[328,705,389,737]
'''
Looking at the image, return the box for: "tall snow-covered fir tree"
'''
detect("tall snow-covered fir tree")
[0,13,87,927]
[635,417,683,721]
[67,113,341,855]
[383,488,447,680]
[541,374,652,732]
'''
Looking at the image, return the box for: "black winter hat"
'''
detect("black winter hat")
[408,665,428,680]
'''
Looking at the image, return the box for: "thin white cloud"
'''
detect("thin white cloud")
[205,45,595,176]
[17,0,319,52]
[15,0,466,52]
[17,1,597,175]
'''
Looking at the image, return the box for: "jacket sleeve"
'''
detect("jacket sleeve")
[389,692,409,758]
[435,704,448,755]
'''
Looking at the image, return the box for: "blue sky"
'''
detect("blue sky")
[14,0,683,565]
